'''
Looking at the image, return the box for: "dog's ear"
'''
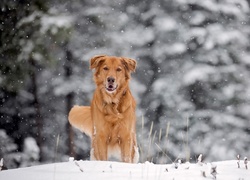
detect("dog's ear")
[121,57,137,72]
[90,55,106,69]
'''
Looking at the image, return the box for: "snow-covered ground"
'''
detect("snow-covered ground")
[0,159,249,180]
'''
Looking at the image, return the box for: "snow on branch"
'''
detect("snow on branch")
[244,157,248,170]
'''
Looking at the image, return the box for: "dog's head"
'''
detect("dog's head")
[90,55,136,94]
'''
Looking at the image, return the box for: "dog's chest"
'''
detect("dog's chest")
[107,122,122,144]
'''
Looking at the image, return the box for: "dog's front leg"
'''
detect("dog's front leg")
[91,133,108,161]
[121,134,134,163]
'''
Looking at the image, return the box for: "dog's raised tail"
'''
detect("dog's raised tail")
[68,106,92,137]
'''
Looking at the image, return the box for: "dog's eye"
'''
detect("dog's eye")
[103,67,109,71]
[117,68,122,72]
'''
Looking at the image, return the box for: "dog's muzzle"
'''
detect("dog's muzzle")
[105,77,117,93]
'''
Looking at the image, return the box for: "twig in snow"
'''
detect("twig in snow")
[173,159,183,170]
[210,164,217,179]
[74,161,84,172]
[0,158,3,171]
[201,163,217,179]
[237,155,240,168]
[201,170,206,177]
[244,157,248,170]
[173,163,178,169]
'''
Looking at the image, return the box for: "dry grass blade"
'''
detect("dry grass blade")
[0,158,3,171]
[155,143,173,163]
[185,117,190,162]
[165,122,170,139]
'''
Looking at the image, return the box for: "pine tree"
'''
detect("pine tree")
[134,0,250,162]
[0,0,73,163]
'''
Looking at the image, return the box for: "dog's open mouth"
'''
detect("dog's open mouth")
[105,84,118,93]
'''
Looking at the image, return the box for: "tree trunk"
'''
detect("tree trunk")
[29,58,43,161]
[64,42,75,157]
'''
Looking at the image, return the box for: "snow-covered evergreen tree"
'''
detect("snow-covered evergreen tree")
[1,0,250,167]
[0,0,73,165]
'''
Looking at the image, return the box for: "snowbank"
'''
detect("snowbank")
[0,160,249,180]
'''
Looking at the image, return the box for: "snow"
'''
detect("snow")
[183,65,216,85]
[154,43,186,58]
[115,26,155,46]
[177,0,249,17]
[23,137,40,161]
[189,12,206,26]
[0,130,17,153]
[0,160,249,180]
[40,14,73,34]
[153,16,177,32]
[208,26,248,46]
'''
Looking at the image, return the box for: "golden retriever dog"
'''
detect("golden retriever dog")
[68,55,139,163]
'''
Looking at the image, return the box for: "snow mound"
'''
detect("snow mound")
[0,160,249,180]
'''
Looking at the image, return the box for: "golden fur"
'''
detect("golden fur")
[68,55,139,163]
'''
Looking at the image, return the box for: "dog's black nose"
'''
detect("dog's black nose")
[107,77,115,83]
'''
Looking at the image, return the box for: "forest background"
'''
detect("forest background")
[1,0,250,169]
